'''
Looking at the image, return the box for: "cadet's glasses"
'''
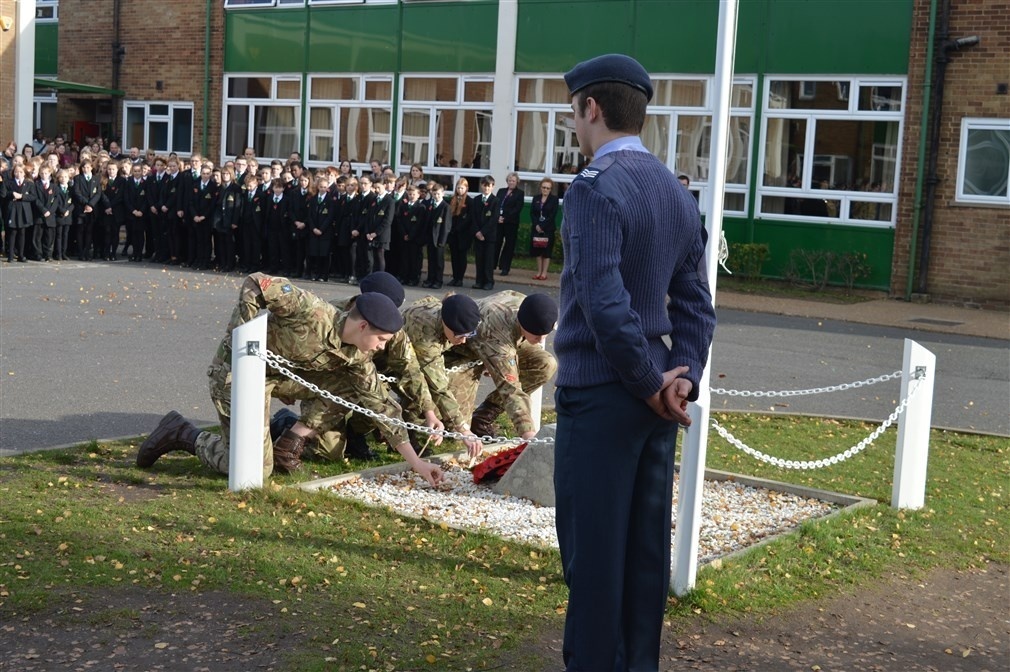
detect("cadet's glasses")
[455,324,479,339]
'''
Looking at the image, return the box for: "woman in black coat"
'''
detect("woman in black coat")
[529,177,559,281]
[2,164,37,262]
[494,172,525,276]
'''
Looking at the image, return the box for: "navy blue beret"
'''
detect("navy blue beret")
[356,292,404,334]
[441,294,481,335]
[518,293,559,336]
[359,271,405,307]
[564,53,654,102]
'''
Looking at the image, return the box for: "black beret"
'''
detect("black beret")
[359,271,405,307]
[441,294,480,335]
[564,53,654,102]
[517,293,559,336]
[355,292,404,334]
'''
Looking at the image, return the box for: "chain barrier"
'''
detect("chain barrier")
[262,350,483,385]
[711,370,902,398]
[710,375,923,470]
[255,347,548,447]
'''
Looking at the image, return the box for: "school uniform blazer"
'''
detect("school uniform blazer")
[144,173,165,213]
[355,191,377,236]
[214,182,243,233]
[238,187,264,235]
[71,173,102,222]
[35,179,58,227]
[53,185,74,226]
[495,187,525,226]
[187,180,220,221]
[104,175,128,224]
[427,200,451,247]
[2,178,37,229]
[449,195,472,235]
[289,190,311,238]
[337,194,359,246]
[370,192,395,246]
[306,193,335,257]
[178,170,201,217]
[263,194,291,230]
[471,193,499,241]
[403,201,428,242]
[124,178,148,220]
[162,173,183,220]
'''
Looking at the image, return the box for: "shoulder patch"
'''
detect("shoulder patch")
[573,153,619,186]
[281,284,293,294]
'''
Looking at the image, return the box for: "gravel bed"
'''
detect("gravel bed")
[329,455,838,564]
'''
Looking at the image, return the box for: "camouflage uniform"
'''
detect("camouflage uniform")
[444,290,557,436]
[288,295,433,461]
[197,274,408,477]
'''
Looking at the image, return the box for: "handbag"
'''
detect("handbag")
[532,236,549,248]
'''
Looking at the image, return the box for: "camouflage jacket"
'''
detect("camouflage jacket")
[213,274,408,446]
[446,290,534,434]
[402,296,468,431]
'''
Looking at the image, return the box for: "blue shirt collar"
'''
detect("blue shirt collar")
[593,135,649,160]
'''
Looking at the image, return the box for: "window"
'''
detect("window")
[36,0,58,21]
[397,75,494,189]
[514,75,755,212]
[224,0,393,6]
[758,77,905,226]
[956,118,1010,206]
[34,89,58,140]
[223,0,275,7]
[123,101,194,155]
[305,74,393,172]
[224,75,301,161]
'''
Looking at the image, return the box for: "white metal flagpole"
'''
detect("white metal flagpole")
[671,0,739,596]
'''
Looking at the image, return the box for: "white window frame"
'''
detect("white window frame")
[955,117,1010,207]
[223,0,276,8]
[122,100,195,156]
[303,73,394,173]
[36,0,59,22]
[513,74,755,215]
[396,74,494,188]
[222,74,302,163]
[756,75,906,228]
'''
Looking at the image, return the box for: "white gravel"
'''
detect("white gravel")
[328,454,838,564]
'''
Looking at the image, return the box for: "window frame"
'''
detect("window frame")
[396,73,495,189]
[36,0,59,22]
[756,75,907,228]
[222,74,302,163]
[955,117,1010,207]
[303,73,395,173]
[122,100,195,156]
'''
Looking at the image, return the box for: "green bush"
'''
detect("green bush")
[728,243,770,280]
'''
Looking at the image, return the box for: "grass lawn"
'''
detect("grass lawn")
[0,414,1006,670]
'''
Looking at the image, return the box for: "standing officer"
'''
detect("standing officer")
[553,54,717,671]
[444,290,558,440]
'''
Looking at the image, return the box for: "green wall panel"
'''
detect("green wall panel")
[225,10,309,72]
[35,24,58,76]
[401,2,498,72]
[761,0,912,74]
[725,218,894,289]
[516,0,911,76]
[309,7,399,72]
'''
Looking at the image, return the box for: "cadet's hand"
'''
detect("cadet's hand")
[520,430,537,441]
[661,369,694,426]
[423,412,445,446]
[414,461,445,488]
[645,366,691,422]
[461,432,483,458]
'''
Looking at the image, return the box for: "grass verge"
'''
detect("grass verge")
[0,414,1005,670]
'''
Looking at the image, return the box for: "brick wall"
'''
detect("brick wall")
[893,0,1010,308]
[0,0,17,143]
[57,0,225,161]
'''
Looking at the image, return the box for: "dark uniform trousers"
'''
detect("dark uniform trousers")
[554,381,679,672]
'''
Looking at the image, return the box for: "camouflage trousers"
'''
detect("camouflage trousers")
[273,372,405,462]
[445,342,557,429]
[196,362,280,478]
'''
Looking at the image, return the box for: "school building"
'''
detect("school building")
[17,0,1010,307]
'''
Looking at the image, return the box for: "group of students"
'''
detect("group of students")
[0,138,561,287]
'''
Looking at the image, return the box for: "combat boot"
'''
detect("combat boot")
[470,401,504,439]
[345,427,377,461]
[136,411,201,468]
[272,429,305,473]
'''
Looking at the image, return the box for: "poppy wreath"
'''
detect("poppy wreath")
[472,442,528,484]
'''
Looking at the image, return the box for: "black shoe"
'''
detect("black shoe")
[499,270,509,276]
[448,279,462,287]
[421,280,433,288]
[345,429,377,461]
[430,282,442,289]
[137,411,200,468]
[472,283,484,289]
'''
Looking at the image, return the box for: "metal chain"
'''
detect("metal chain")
[265,350,483,385]
[711,370,902,398]
[257,348,546,446]
[710,377,922,470]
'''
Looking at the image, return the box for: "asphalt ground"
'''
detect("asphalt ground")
[0,258,1007,455]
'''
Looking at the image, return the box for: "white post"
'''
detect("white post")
[14,0,37,148]
[529,337,545,433]
[229,311,268,491]
[672,0,739,596]
[891,338,935,509]
[488,0,518,180]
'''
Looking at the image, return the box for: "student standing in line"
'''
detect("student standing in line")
[33,165,57,261]
[446,177,472,287]
[422,182,450,289]
[53,169,74,261]
[471,175,499,290]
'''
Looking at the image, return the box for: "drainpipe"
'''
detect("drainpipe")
[203,0,212,156]
[914,0,980,295]
[112,0,124,141]
[905,0,938,300]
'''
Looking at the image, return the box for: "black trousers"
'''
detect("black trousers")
[55,224,71,259]
[472,237,496,288]
[425,242,445,286]
[554,382,679,671]
[495,221,519,273]
[447,230,470,282]
[33,224,55,260]
[405,240,424,283]
[76,213,96,260]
